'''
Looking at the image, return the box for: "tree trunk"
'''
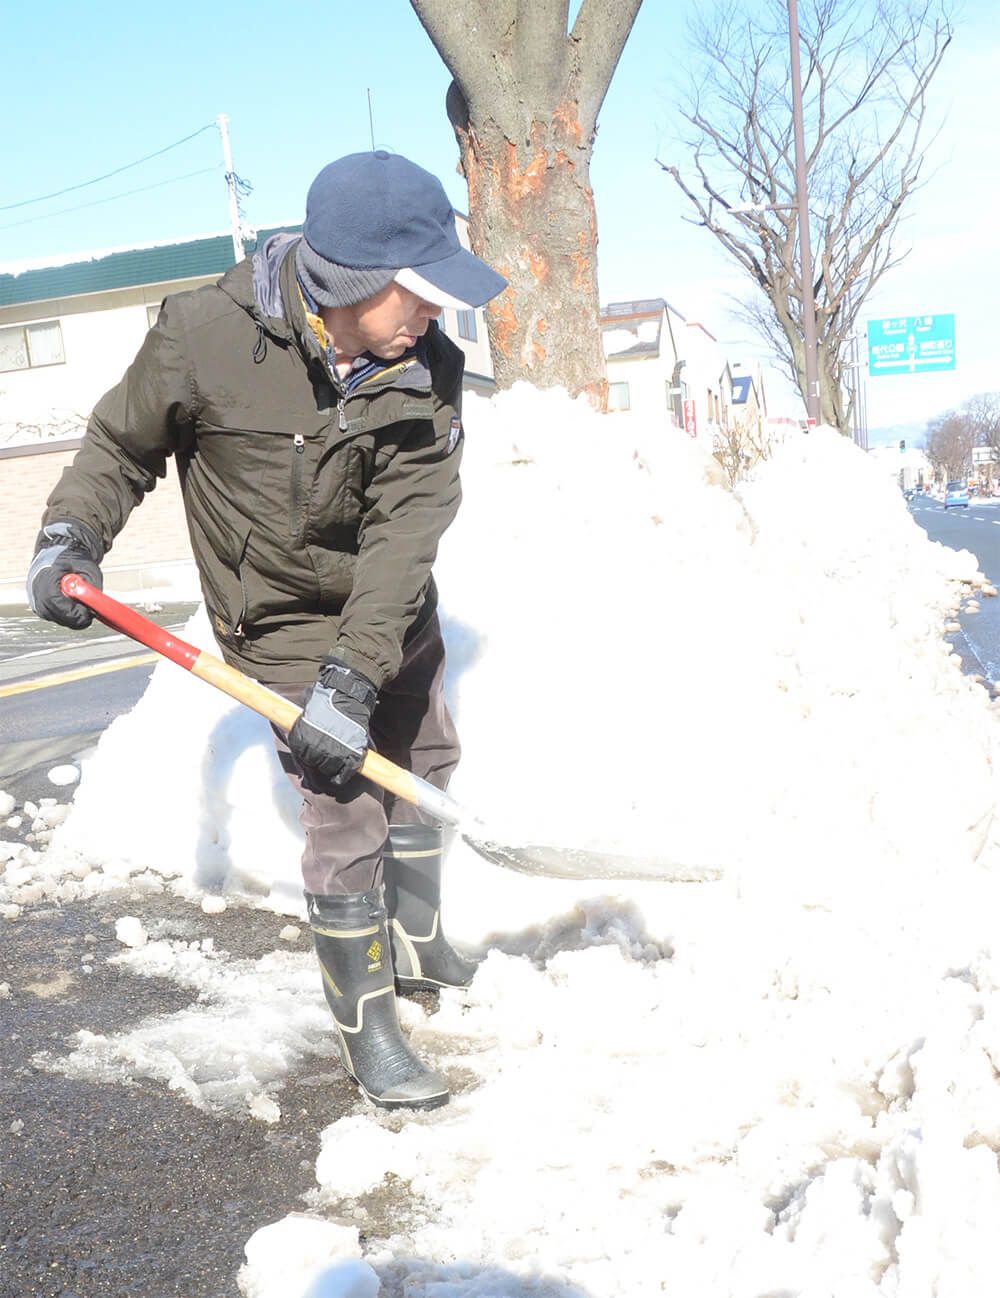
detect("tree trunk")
[411,0,643,407]
[447,84,605,403]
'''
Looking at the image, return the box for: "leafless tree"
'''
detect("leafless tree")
[925,409,974,482]
[713,410,778,487]
[659,0,952,433]
[963,392,1000,454]
[410,0,643,405]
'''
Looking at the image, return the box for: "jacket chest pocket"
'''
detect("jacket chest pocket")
[310,438,374,546]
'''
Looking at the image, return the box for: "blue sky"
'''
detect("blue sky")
[3,0,995,434]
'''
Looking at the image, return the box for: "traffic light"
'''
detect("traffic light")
[899,440,906,451]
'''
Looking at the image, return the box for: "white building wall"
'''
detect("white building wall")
[438,216,494,380]
[680,322,725,454]
[0,290,176,438]
[606,354,677,427]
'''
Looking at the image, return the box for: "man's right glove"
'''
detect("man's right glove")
[27,518,105,629]
[288,657,378,786]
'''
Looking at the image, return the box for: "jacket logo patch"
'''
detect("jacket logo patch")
[214,615,228,638]
[447,418,462,454]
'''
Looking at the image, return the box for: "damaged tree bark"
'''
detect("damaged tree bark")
[411,0,642,406]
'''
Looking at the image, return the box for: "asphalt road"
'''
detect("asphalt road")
[907,492,1000,681]
[0,603,199,811]
[0,605,417,1298]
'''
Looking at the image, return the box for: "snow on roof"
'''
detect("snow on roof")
[603,317,662,359]
[0,232,230,278]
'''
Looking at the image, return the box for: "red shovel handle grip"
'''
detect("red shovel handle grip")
[60,573,201,670]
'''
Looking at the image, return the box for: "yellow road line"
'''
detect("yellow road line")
[0,653,158,699]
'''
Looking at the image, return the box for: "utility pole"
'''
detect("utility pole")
[217,113,244,264]
[787,0,821,427]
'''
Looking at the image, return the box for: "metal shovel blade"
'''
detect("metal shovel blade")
[462,832,723,883]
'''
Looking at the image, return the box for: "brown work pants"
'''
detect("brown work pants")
[265,612,460,896]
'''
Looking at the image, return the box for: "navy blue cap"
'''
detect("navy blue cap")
[295,151,508,311]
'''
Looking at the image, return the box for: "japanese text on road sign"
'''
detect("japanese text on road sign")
[867,314,956,376]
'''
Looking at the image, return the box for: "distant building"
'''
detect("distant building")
[601,297,689,429]
[729,370,766,434]
[0,215,494,447]
[601,299,770,454]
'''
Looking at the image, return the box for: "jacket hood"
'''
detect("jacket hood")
[252,232,300,320]
[215,233,301,347]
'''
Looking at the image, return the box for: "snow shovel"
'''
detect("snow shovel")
[60,574,720,883]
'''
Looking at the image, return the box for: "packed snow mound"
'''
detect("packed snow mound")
[8,387,998,925]
[438,391,998,904]
[9,385,1000,1296]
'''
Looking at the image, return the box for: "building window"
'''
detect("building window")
[0,319,65,372]
[457,309,478,341]
[608,381,631,411]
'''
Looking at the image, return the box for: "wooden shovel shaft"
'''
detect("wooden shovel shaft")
[58,574,450,817]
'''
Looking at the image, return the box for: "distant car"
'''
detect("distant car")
[944,481,970,508]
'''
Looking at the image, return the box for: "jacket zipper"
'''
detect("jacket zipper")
[290,432,307,542]
[233,532,252,640]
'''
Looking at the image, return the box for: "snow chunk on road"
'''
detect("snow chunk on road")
[46,764,80,787]
[239,1215,364,1298]
[114,916,147,948]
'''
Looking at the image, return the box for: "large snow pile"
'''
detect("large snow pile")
[5,385,1000,1296]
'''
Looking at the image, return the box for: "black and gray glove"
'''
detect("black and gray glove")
[288,656,378,786]
[27,519,105,629]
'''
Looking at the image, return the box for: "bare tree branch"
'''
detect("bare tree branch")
[410,0,508,99]
[572,0,645,130]
[664,0,953,432]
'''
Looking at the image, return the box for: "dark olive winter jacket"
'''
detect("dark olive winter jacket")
[42,237,466,688]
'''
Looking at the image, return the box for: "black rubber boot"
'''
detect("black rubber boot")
[383,823,478,992]
[307,888,450,1111]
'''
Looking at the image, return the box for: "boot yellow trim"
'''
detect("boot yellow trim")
[391,912,440,945]
[311,923,380,939]
[333,985,394,1034]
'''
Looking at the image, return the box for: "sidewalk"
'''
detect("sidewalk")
[0,557,202,608]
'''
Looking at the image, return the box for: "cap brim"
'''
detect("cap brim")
[395,248,507,312]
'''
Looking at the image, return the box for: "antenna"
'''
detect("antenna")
[367,90,376,151]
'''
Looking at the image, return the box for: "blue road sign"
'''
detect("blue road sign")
[867,314,956,376]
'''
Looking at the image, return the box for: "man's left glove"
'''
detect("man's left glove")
[288,657,378,786]
[27,518,105,629]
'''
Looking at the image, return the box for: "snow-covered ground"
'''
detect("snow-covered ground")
[4,386,1000,1296]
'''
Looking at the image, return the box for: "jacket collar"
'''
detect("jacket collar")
[221,234,435,393]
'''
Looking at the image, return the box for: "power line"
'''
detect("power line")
[0,166,221,232]
[1,123,217,213]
